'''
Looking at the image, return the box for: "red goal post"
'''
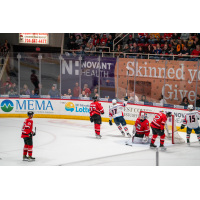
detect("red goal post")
[139,111,185,144]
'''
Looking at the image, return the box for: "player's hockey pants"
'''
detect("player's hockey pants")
[23,137,33,156]
[151,127,165,145]
[186,127,200,140]
[91,114,102,135]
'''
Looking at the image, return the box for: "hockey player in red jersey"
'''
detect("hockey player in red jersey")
[132,112,150,143]
[21,111,36,161]
[89,96,104,139]
[150,111,172,150]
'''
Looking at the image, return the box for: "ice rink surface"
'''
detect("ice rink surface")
[0,118,200,166]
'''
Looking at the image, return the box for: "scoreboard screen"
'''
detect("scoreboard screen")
[19,33,49,44]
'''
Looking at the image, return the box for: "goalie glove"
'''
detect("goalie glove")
[90,117,94,123]
[142,136,149,143]
[180,124,185,129]
[109,120,113,126]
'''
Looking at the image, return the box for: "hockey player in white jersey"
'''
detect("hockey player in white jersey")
[181,105,200,146]
[109,96,131,137]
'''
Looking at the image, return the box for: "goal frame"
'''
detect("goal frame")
[139,111,175,144]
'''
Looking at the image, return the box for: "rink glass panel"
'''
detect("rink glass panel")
[0,53,19,96]
[81,55,100,100]
[41,53,60,97]
[60,54,81,100]
[196,61,200,109]
[134,58,167,104]
[19,53,39,97]
[164,60,198,107]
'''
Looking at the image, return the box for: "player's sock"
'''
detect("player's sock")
[122,126,129,135]
[186,134,190,143]
[28,145,33,157]
[23,144,28,156]
[117,125,123,133]
[151,134,157,144]
[95,124,100,135]
[160,135,165,146]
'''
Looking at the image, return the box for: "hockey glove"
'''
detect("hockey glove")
[101,111,104,115]
[28,133,32,138]
[180,124,185,129]
[109,120,113,126]
[90,117,94,123]
[32,131,36,136]
[124,96,128,101]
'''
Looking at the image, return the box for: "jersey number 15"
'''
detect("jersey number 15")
[189,115,195,123]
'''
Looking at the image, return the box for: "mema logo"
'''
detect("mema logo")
[1,100,14,112]
[16,100,53,111]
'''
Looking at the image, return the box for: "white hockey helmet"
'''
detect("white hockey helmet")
[188,104,194,110]
[112,99,117,105]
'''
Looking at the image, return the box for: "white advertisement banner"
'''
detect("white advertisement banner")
[0,98,188,127]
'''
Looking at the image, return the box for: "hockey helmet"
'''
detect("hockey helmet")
[112,99,117,105]
[140,112,147,120]
[166,111,172,118]
[27,111,34,116]
[92,96,99,101]
[188,104,194,110]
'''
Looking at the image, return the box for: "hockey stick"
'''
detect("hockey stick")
[126,69,129,96]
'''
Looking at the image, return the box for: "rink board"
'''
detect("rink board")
[0,98,190,132]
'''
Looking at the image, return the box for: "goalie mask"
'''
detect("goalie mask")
[140,113,147,121]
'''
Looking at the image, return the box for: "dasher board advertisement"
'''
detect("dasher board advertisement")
[19,33,49,44]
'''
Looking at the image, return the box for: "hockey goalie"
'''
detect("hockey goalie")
[132,113,151,144]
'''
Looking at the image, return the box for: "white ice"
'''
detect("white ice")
[0,118,200,166]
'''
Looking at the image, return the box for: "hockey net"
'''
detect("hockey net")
[139,111,185,144]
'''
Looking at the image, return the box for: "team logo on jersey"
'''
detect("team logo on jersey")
[65,102,75,112]
[1,100,14,112]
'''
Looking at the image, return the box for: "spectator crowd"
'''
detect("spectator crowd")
[67,33,200,61]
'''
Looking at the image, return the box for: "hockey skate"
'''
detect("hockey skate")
[23,155,28,161]
[28,156,35,162]
[121,131,125,137]
[127,133,131,138]
[187,139,190,146]
[150,143,157,149]
[96,134,102,139]
[159,144,167,151]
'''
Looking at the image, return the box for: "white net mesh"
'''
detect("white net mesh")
[140,111,185,144]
